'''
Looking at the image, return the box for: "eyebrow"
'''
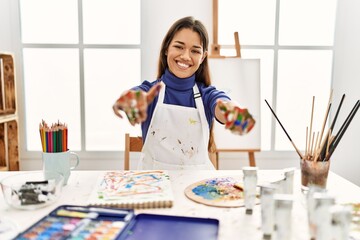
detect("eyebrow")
[174,41,203,50]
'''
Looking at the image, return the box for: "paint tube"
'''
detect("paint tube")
[242,166,258,215]
[273,194,294,240]
[282,168,295,194]
[306,185,327,240]
[269,177,285,194]
[330,205,352,240]
[260,183,277,239]
[312,192,335,240]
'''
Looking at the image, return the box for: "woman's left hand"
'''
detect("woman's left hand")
[216,99,256,135]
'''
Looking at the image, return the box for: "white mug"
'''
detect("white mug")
[42,150,79,185]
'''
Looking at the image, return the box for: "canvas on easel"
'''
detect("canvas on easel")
[208,58,261,151]
[208,0,261,168]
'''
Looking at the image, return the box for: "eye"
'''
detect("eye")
[192,49,201,54]
[174,45,183,50]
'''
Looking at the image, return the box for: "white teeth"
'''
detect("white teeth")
[177,62,190,68]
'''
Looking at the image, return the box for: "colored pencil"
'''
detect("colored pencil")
[58,128,63,153]
[39,120,68,153]
[53,129,57,152]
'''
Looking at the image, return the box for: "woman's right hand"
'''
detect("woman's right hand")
[112,83,161,126]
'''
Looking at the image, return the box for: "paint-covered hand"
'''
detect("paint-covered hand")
[217,99,255,135]
[113,83,161,126]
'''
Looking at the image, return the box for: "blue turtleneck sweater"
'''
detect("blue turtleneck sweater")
[134,69,230,141]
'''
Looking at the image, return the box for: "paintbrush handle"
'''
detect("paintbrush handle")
[330,94,346,131]
[320,94,346,160]
[265,100,292,141]
[326,100,360,160]
[264,99,304,159]
[332,100,359,146]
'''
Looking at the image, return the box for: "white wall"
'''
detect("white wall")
[0,0,13,51]
[331,0,360,186]
[141,0,213,81]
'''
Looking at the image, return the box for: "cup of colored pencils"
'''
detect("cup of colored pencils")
[39,120,80,185]
[265,93,360,193]
[39,120,68,153]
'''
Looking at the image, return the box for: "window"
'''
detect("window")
[17,0,338,159]
[218,0,337,151]
[20,0,141,152]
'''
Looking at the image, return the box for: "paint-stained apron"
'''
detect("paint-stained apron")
[138,82,215,170]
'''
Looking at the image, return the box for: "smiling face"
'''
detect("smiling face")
[166,28,207,79]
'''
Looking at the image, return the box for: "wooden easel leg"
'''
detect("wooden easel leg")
[248,152,256,167]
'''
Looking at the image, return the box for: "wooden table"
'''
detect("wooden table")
[1,170,360,239]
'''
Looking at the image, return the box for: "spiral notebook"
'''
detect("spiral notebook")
[87,170,174,209]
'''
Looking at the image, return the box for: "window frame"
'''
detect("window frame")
[13,0,142,163]
[216,0,335,154]
[10,0,336,166]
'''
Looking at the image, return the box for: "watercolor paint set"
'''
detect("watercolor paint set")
[14,205,219,240]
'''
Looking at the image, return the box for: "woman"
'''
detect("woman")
[113,16,255,170]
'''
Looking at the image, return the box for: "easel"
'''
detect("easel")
[209,0,260,169]
[210,0,241,58]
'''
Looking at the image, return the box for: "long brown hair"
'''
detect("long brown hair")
[156,16,216,153]
[157,16,211,87]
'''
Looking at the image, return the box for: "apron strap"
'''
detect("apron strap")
[193,84,210,150]
[157,81,166,104]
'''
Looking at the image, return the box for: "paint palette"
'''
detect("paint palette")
[14,205,219,240]
[184,177,260,207]
[15,205,133,240]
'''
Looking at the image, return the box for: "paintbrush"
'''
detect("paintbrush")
[313,103,332,161]
[325,100,360,161]
[307,96,315,160]
[319,94,346,160]
[265,99,304,159]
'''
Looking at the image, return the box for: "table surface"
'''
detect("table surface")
[1,169,360,239]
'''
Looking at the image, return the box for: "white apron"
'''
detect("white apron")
[138,82,215,170]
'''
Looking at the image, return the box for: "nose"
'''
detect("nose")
[180,49,191,60]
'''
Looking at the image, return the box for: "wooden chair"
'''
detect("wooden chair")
[209,138,259,169]
[124,133,143,170]
[215,149,259,168]
[123,134,254,170]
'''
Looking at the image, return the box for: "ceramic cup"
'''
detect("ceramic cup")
[42,150,79,185]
